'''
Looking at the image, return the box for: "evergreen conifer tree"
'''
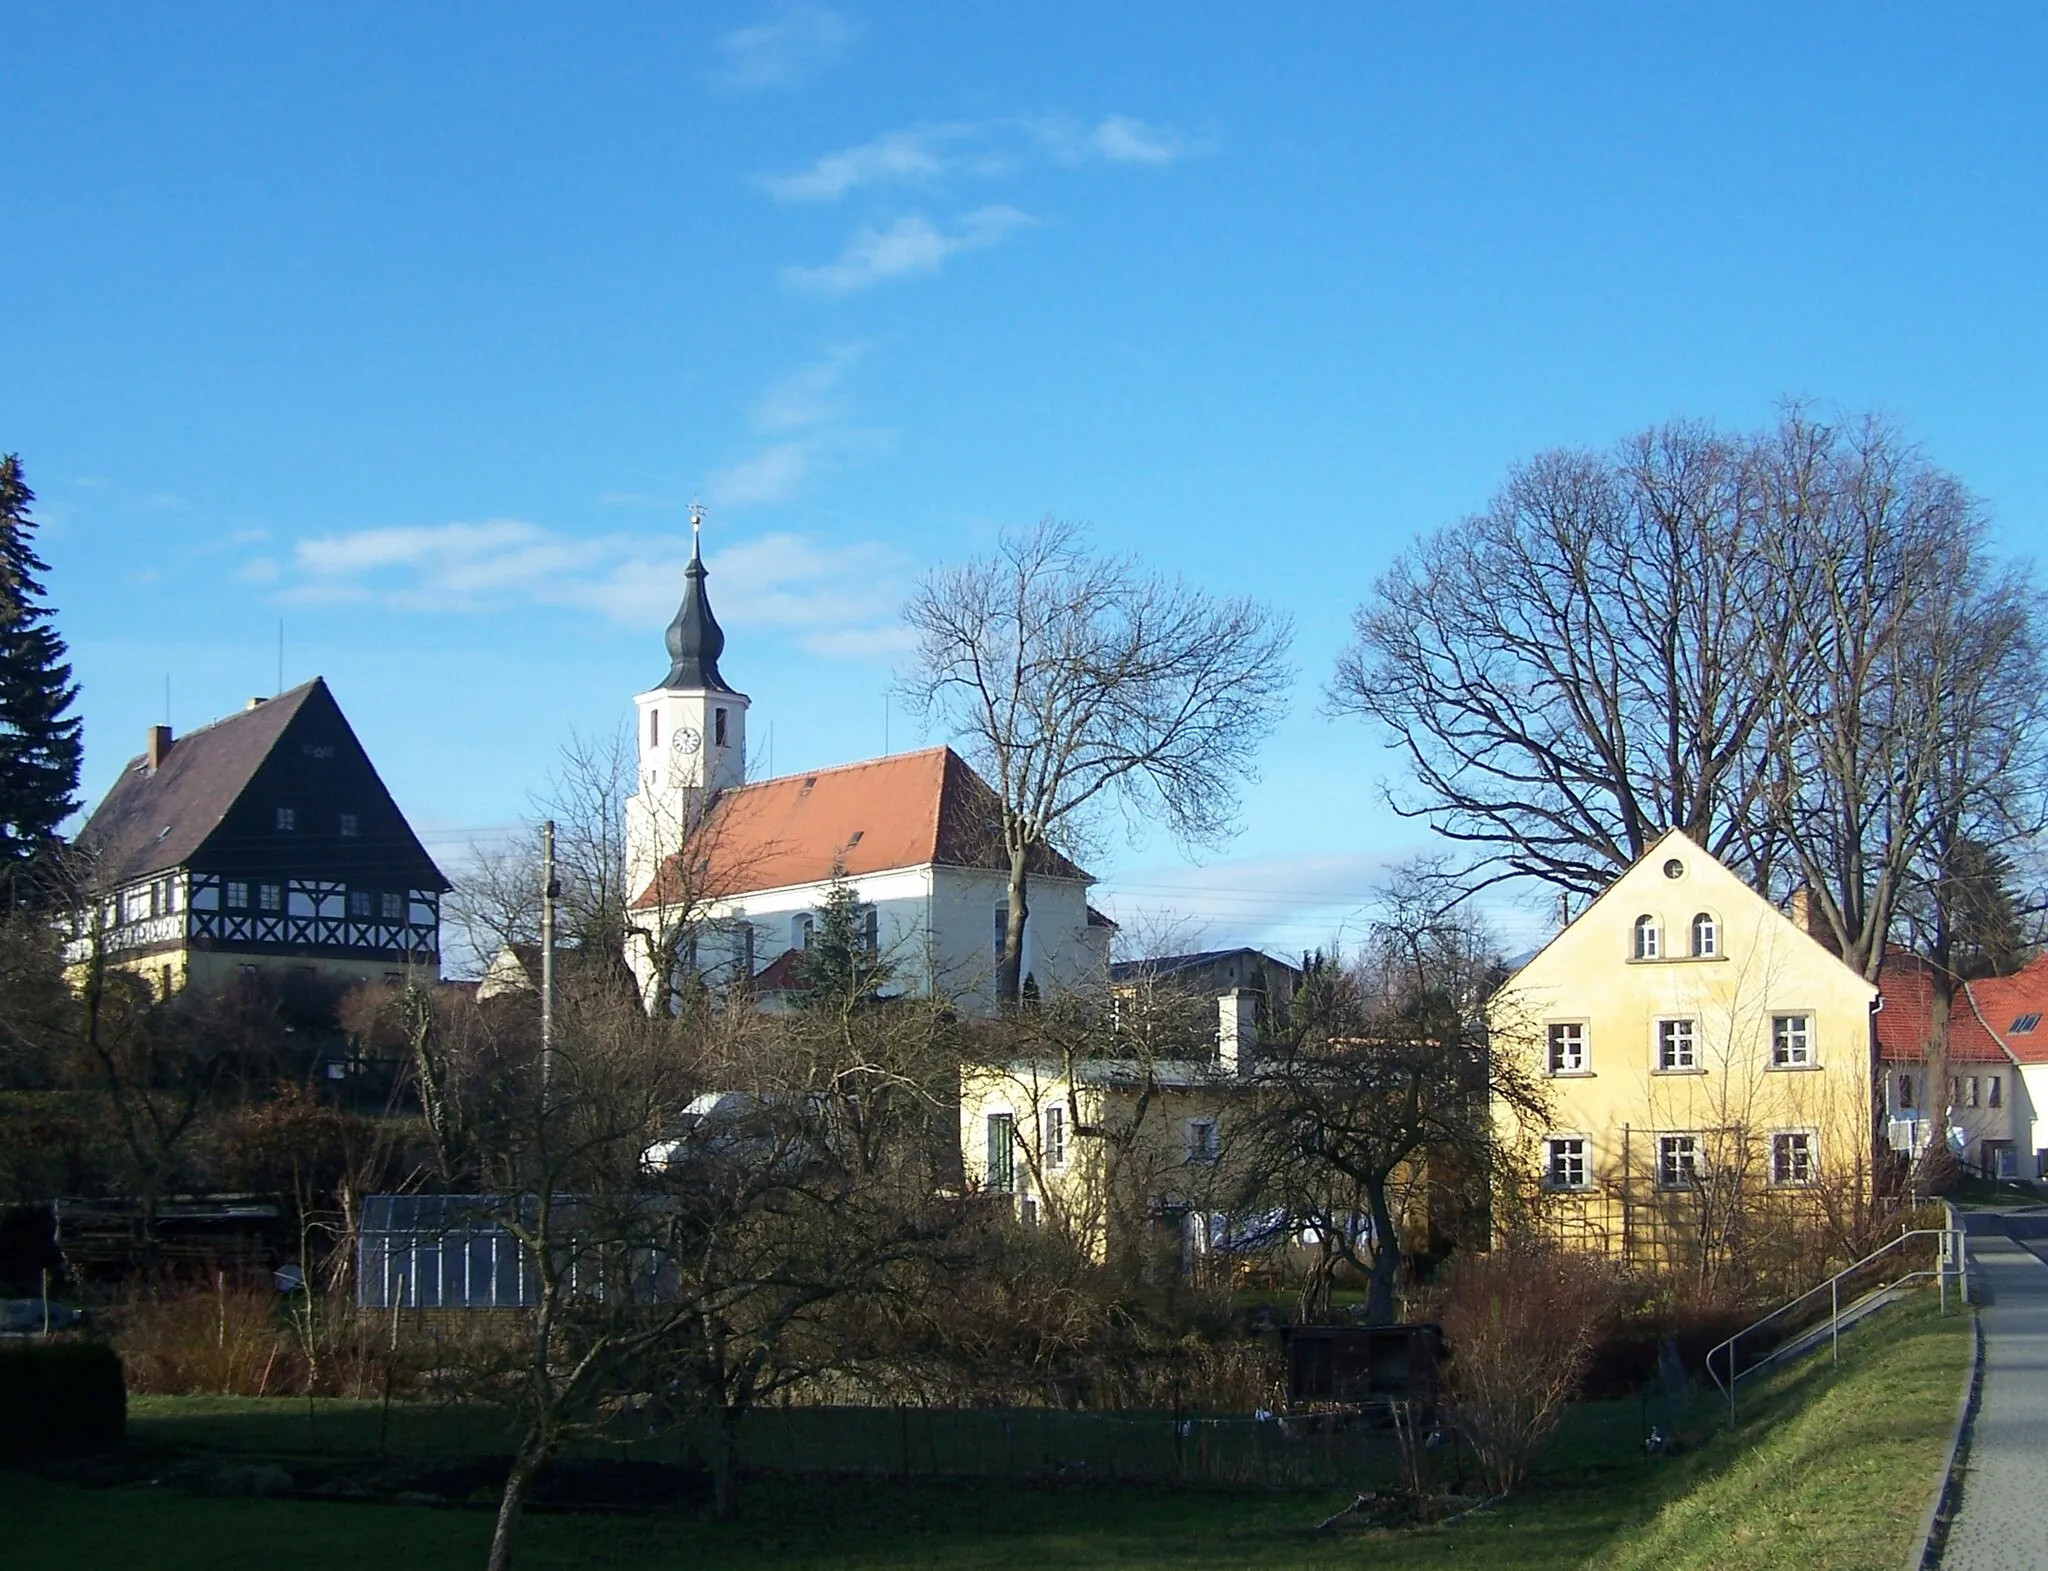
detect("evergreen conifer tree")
[0,456,82,897]
[793,868,893,1009]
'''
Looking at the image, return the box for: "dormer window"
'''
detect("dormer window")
[276,806,297,832]
[1691,913,1718,958]
[1633,915,1660,960]
[339,813,359,837]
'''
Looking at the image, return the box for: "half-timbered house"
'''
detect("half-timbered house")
[69,677,448,997]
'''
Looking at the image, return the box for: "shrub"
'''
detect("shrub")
[0,1340,126,1458]
[1433,1239,1619,1496]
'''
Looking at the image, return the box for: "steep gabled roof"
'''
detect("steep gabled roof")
[1873,949,2014,1065]
[1958,954,2048,1066]
[632,746,1091,909]
[75,677,448,892]
[78,681,321,886]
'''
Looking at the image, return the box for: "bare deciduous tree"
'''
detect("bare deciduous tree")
[1334,423,1790,894]
[1336,411,2047,1170]
[902,517,1292,1003]
[1240,865,1545,1323]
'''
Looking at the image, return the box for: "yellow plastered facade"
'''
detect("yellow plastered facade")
[959,1059,1258,1266]
[1490,830,1877,1266]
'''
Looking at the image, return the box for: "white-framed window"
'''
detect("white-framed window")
[1770,1131,1817,1187]
[226,880,250,910]
[1043,1104,1067,1169]
[275,806,296,831]
[1656,1017,1697,1071]
[339,812,359,837]
[648,710,659,749]
[860,905,880,954]
[1186,1117,1220,1166]
[1547,1022,1587,1074]
[1897,1073,1916,1109]
[380,891,404,920]
[985,1112,1015,1193]
[1989,1074,2004,1109]
[714,707,729,748]
[1633,915,1661,960]
[1691,912,1718,957]
[1770,1014,1814,1068]
[1657,1133,1701,1189]
[258,883,282,912]
[794,912,815,950]
[348,890,372,918]
[1544,1135,1591,1190]
[1965,1076,1981,1108]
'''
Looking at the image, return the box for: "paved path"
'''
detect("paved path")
[1939,1213,2048,1571]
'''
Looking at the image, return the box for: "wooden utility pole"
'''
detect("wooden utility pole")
[540,819,557,1100]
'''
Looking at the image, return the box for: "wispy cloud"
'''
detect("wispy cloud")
[783,206,1033,295]
[715,4,856,91]
[765,114,1187,204]
[1080,113,1184,165]
[704,344,883,506]
[763,127,966,203]
[707,442,811,506]
[268,521,910,659]
[752,342,866,432]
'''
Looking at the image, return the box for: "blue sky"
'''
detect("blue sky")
[7,5,2047,964]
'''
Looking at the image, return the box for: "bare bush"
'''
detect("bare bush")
[1432,1240,1619,1496]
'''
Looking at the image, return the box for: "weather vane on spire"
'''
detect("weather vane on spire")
[689,498,705,550]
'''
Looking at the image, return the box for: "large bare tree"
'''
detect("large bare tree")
[1336,412,2045,976]
[1333,421,1791,894]
[901,518,1293,1003]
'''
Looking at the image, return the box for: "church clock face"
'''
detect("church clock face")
[671,726,703,759]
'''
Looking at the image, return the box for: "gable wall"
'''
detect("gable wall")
[1492,833,1878,1262]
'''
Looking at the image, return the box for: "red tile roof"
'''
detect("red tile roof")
[1961,954,2048,1065]
[632,746,1091,909]
[1874,949,2019,1065]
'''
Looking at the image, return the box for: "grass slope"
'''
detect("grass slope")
[0,1293,1967,1571]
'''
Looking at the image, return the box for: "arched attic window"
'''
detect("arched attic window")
[1633,915,1661,960]
[1691,912,1719,958]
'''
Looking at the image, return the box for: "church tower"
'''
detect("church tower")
[624,510,750,901]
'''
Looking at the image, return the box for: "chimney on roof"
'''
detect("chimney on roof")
[246,696,268,711]
[146,725,173,772]
[1218,989,1257,1081]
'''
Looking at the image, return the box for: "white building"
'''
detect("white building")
[622,525,1112,1013]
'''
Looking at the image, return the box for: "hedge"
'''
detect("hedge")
[0,1340,126,1459]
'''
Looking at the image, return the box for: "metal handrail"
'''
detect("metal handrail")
[1705,1225,1967,1426]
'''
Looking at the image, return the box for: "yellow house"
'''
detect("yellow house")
[959,994,1269,1269]
[1491,830,1878,1273]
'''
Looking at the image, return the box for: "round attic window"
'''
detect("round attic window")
[1663,858,1685,880]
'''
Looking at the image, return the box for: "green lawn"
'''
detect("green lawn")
[0,1292,1968,1571]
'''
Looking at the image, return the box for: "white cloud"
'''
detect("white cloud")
[764,113,1185,205]
[707,442,810,506]
[715,4,856,91]
[751,342,865,433]
[762,127,966,203]
[782,206,1033,295]
[267,521,910,661]
[1088,114,1183,165]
